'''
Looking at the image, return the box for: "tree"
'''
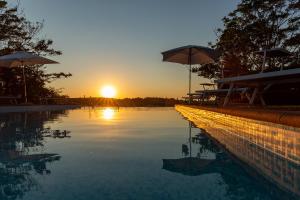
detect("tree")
[0,1,71,102]
[197,0,300,79]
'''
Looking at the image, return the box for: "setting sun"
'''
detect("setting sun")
[100,85,116,98]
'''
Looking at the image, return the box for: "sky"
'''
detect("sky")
[19,0,240,98]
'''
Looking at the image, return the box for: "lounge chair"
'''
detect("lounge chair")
[184,93,204,101]
[215,68,300,106]
[0,95,21,104]
[192,82,247,104]
[214,48,297,106]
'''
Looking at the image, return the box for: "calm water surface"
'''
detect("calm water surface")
[0,107,299,200]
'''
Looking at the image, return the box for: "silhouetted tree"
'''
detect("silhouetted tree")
[196,0,300,78]
[0,1,71,101]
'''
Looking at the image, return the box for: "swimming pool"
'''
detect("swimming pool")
[0,107,298,200]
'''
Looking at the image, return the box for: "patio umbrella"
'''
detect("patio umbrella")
[161,45,219,103]
[256,48,292,71]
[0,51,59,103]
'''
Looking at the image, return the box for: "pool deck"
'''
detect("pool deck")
[0,105,80,113]
[176,104,300,128]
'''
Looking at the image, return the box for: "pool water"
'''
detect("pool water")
[0,107,298,200]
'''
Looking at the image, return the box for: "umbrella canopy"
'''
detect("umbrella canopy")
[0,51,59,103]
[0,51,59,67]
[162,157,214,176]
[256,48,292,72]
[256,48,292,58]
[161,45,219,65]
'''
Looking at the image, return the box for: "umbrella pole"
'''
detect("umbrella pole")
[189,64,191,104]
[262,49,266,72]
[22,65,27,103]
[189,121,192,158]
[188,48,192,104]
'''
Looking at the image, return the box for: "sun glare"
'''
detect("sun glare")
[102,108,115,120]
[100,85,116,98]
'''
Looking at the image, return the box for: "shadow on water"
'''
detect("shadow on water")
[0,110,71,200]
[162,121,300,200]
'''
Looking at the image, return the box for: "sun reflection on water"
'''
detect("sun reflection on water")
[102,108,115,120]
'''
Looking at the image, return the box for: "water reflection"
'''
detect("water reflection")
[0,110,70,200]
[102,108,116,120]
[177,106,300,164]
[163,122,218,176]
[176,106,300,199]
[208,126,300,198]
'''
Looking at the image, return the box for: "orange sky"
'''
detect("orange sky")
[21,0,238,98]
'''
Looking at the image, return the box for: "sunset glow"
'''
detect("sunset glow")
[102,108,115,120]
[100,85,116,98]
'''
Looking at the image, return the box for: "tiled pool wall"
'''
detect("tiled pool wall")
[176,105,300,196]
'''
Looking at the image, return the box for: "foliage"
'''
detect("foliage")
[194,63,222,79]
[197,0,300,78]
[0,1,71,101]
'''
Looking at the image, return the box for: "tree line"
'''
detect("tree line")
[45,97,184,107]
